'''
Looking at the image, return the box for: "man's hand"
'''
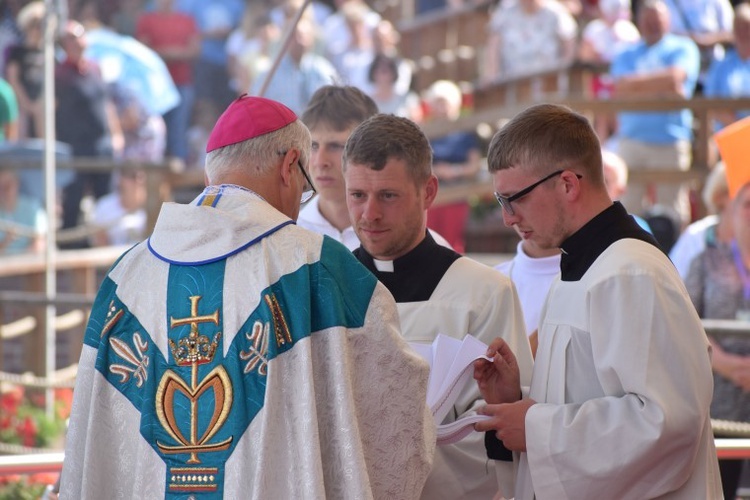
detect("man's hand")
[475,399,536,451]
[473,337,521,404]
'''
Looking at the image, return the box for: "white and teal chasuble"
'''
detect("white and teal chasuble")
[60,186,435,499]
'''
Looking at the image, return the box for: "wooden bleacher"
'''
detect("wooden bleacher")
[396,1,493,91]
[391,2,749,250]
[382,0,748,175]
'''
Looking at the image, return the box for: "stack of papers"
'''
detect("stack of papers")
[410,334,493,445]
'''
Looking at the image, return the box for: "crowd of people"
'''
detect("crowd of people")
[2,1,750,496]
[0,0,747,253]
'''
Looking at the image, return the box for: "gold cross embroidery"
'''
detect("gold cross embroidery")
[158,295,230,464]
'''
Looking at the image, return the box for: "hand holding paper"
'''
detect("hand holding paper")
[473,337,522,405]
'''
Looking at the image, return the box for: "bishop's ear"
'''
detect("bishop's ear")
[279,149,300,187]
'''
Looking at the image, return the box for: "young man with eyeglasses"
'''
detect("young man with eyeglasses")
[474,103,722,499]
[344,113,533,500]
[60,95,436,499]
[495,149,654,356]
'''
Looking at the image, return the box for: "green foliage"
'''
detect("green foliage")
[0,478,47,500]
[0,387,72,448]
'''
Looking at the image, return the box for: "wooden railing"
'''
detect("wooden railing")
[0,245,128,374]
[0,156,182,236]
[425,56,746,176]
[1,97,745,259]
[397,0,492,91]
[471,62,594,109]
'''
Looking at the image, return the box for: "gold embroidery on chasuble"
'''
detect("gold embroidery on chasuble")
[101,300,124,337]
[241,292,291,375]
[155,295,233,465]
[199,193,218,207]
[264,293,292,347]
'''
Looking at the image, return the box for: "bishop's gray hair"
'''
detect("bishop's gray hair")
[205,119,311,183]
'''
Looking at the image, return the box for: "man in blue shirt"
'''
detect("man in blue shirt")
[611,0,699,225]
[662,0,733,88]
[705,3,750,129]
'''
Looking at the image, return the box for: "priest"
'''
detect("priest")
[343,113,534,500]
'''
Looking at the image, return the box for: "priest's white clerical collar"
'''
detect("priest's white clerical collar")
[373,258,395,273]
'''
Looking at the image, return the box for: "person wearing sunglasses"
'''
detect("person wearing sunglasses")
[474,103,721,499]
[60,95,436,499]
[344,113,533,500]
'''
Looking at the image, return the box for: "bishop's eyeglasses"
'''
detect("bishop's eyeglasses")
[297,160,317,204]
[278,151,317,204]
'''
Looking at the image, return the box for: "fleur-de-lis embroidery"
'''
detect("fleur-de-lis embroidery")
[109,332,150,387]
[239,321,269,375]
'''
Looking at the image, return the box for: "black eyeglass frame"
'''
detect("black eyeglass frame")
[494,169,581,215]
[278,150,317,203]
[296,160,317,204]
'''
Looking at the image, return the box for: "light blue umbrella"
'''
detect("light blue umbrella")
[85,28,180,116]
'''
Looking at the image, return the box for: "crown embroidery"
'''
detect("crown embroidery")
[168,295,221,366]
